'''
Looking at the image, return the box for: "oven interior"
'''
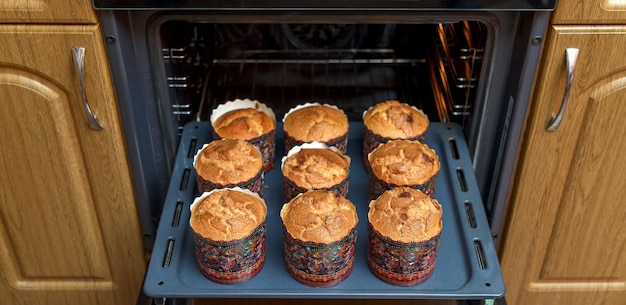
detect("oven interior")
[137,18,515,302]
[156,21,487,136]
[93,8,552,300]
[102,10,548,252]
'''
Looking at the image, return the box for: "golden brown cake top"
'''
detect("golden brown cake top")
[283,104,349,142]
[213,108,276,140]
[363,100,429,139]
[194,138,263,184]
[282,147,350,189]
[368,187,442,242]
[280,190,358,244]
[190,189,267,240]
[368,140,440,185]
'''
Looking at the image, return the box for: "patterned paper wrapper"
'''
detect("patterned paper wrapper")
[367,223,440,286]
[283,227,357,287]
[280,142,351,202]
[282,103,349,154]
[368,172,438,202]
[210,99,277,171]
[193,142,265,197]
[190,189,267,285]
[361,105,428,171]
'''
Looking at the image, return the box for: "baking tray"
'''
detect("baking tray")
[143,121,505,300]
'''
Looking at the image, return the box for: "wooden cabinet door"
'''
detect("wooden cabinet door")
[499,25,626,305]
[0,25,146,305]
[552,0,626,24]
[0,0,97,24]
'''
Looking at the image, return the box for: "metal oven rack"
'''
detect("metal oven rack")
[143,121,505,303]
[199,48,434,122]
[161,22,487,135]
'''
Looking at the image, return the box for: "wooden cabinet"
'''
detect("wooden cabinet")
[499,25,626,305]
[0,0,97,24]
[0,24,146,305]
[552,0,626,24]
[501,2,626,304]
[0,2,146,304]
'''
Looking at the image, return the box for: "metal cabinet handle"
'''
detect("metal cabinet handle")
[72,46,104,131]
[547,48,579,132]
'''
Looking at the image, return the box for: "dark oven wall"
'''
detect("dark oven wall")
[97,9,550,250]
[156,21,485,129]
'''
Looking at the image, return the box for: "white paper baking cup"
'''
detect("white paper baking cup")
[210,98,276,126]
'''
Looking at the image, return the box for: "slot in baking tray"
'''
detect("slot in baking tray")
[143,121,505,300]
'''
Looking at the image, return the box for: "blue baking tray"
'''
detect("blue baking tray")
[143,121,505,299]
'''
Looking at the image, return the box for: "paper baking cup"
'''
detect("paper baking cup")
[282,103,349,154]
[190,189,267,285]
[210,99,277,171]
[280,142,351,202]
[368,172,438,201]
[283,227,357,287]
[367,223,440,286]
[193,142,265,197]
[361,105,428,170]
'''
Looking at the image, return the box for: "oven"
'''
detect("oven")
[93,0,556,303]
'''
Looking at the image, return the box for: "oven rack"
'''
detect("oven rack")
[143,121,505,301]
[200,48,434,122]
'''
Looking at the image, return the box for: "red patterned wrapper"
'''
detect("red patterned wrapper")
[192,223,266,285]
[284,132,348,155]
[248,131,276,171]
[280,142,351,202]
[362,127,426,172]
[190,188,267,285]
[283,227,357,287]
[210,99,277,171]
[196,170,264,198]
[368,172,438,201]
[367,223,440,286]
[282,176,349,203]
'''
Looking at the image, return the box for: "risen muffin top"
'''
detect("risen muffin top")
[194,138,262,184]
[213,108,275,140]
[363,100,428,139]
[190,189,267,240]
[282,148,349,189]
[280,190,358,244]
[368,140,440,185]
[368,187,442,242]
[283,104,349,142]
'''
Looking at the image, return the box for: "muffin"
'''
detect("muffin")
[210,99,276,171]
[281,142,351,201]
[193,138,264,196]
[368,139,440,200]
[362,100,429,169]
[367,187,442,286]
[280,190,358,287]
[283,103,349,154]
[190,188,267,284]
